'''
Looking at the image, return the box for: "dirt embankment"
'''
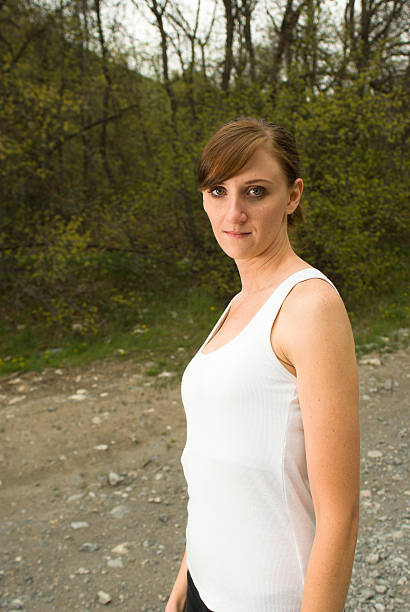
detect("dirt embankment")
[0,347,409,611]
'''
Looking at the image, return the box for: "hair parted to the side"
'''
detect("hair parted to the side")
[197,117,305,226]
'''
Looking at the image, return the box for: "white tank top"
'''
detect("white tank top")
[180,268,339,612]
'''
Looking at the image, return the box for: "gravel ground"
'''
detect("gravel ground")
[0,342,408,611]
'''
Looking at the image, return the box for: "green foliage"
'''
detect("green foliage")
[293,81,409,303]
[352,284,409,355]
[0,0,408,350]
[0,285,224,376]
[0,282,407,377]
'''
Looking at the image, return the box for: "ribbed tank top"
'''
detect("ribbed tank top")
[180,268,339,612]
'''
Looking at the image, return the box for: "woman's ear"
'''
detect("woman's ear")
[287,178,303,215]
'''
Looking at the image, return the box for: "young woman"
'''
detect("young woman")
[166,118,360,612]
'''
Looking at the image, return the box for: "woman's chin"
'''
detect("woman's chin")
[217,243,249,258]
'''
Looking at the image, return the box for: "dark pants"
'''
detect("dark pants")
[185,570,214,612]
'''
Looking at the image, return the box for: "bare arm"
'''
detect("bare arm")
[277,280,360,611]
[165,549,188,612]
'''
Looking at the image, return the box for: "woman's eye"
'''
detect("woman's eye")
[209,186,225,197]
[248,186,266,197]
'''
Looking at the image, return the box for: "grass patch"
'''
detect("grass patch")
[0,281,408,378]
[350,282,409,355]
[0,286,224,377]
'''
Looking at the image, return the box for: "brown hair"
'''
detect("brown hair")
[197,117,305,226]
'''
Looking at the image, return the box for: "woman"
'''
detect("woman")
[166,118,360,612]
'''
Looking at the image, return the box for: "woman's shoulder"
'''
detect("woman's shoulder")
[276,273,349,339]
[273,276,354,365]
[287,274,345,319]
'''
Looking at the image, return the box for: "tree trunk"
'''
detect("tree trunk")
[145,0,178,125]
[241,0,256,82]
[94,0,117,194]
[57,0,66,184]
[269,0,306,100]
[222,0,235,90]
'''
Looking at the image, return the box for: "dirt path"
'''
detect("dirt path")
[0,347,409,611]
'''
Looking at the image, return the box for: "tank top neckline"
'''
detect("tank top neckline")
[199,266,317,358]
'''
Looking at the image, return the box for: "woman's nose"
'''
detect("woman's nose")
[226,194,247,223]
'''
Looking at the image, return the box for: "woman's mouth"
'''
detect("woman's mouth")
[224,231,251,238]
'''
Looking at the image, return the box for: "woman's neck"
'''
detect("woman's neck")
[235,237,307,297]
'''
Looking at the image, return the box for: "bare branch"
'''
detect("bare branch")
[48,102,144,155]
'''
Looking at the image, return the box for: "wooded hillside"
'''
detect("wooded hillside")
[1,0,409,334]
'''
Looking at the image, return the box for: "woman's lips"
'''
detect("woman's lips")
[224,231,251,238]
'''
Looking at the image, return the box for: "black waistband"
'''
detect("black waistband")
[185,570,214,612]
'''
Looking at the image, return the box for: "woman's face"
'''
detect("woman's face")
[202,146,303,261]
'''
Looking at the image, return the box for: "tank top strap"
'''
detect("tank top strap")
[255,267,339,342]
[198,268,338,355]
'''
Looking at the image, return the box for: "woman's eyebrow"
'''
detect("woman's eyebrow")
[243,178,273,184]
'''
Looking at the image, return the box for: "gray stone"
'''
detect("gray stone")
[110,505,130,519]
[80,542,99,552]
[360,357,381,367]
[97,590,112,604]
[67,494,84,502]
[368,450,383,458]
[360,489,372,498]
[158,371,173,378]
[108,471,122,486]
[391,556,407,565]
[366,552,380,564]
[361,588,375,600]
[111,543,129,555]
[382,378,393,391]
[107,558,123,569]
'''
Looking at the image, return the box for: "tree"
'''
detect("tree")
[266,0,307,98]
[339,0,410,88]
